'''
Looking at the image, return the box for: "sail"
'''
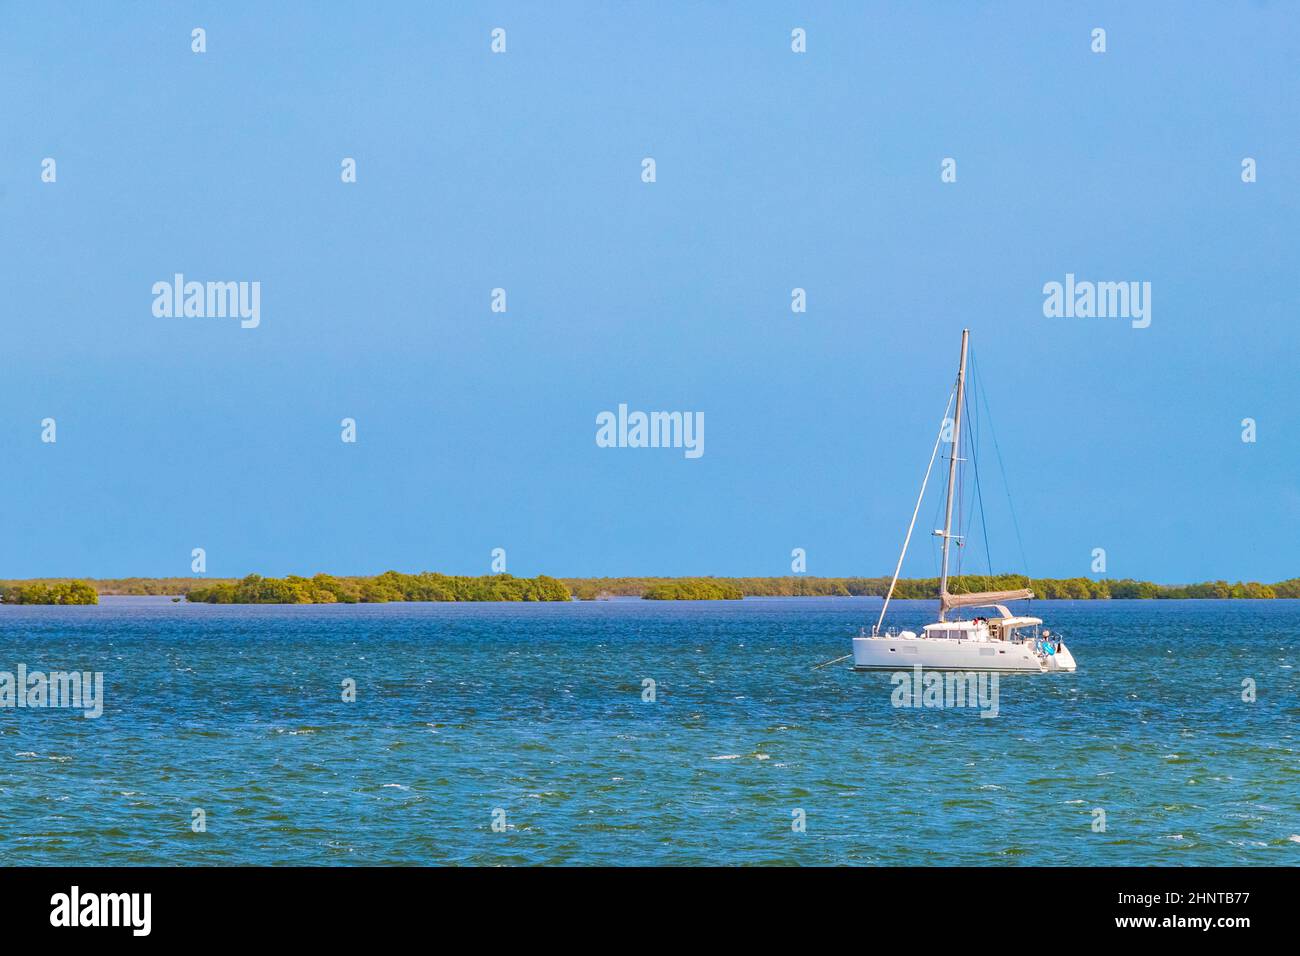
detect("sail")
[940,588,1033,611]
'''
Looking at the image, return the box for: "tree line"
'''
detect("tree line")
[186,571,572,604]
[641,579,745,600]
[562,575,1300,600]
[0,581,98,604]
[3,573,1296,604]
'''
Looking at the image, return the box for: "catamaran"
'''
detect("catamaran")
[852,329,1076,674]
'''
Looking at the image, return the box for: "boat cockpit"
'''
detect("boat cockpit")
[917,605,1047,645]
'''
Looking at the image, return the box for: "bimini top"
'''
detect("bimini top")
[998,616,1044,628]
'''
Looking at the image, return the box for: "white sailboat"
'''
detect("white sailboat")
[852,329,1077,674]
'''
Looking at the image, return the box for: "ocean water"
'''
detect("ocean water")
[1,596,1296,866]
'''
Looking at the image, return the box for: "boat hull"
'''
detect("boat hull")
[852,636,1075,673]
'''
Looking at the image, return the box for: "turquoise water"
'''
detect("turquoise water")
[1,597,1296,865]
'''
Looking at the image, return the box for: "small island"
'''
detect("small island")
[187,571,572,604]
[0,581,98,605]
[641,579,744,600]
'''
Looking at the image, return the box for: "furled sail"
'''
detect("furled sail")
[940,588,1033,611]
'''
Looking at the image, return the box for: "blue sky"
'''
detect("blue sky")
[3,2,1297,583]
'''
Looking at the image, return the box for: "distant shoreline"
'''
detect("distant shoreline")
[1,572,1297,605]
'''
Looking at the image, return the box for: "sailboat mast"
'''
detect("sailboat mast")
[937,328,970,622]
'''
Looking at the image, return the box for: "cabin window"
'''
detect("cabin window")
[979,647,995,657]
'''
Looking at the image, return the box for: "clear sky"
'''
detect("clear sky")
[3,2,1297,583]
